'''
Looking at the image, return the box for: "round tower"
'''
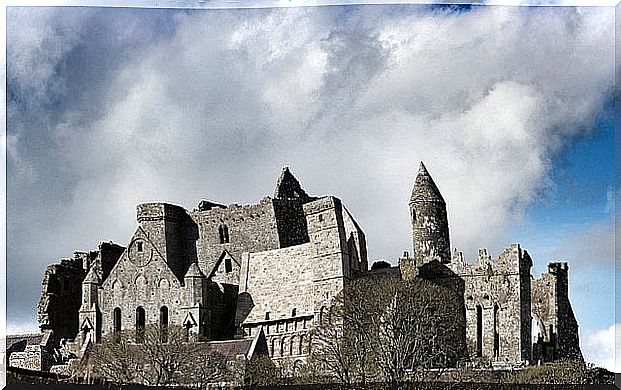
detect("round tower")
[409,162,451,265]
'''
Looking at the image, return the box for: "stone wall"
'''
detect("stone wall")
[237,243,316,326]
[99,226,206,340]
[532,262,581,362]
[136,202,198,282]
[235,195,366,365]
[191,198,281,280]
[37,257,87,340]
[447,245,532,364]
[8,331,56,372]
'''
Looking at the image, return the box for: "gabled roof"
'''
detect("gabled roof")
[184,262,205,279]
[410,161,445,204]
[83,266,102,284]
[273,167,313,202]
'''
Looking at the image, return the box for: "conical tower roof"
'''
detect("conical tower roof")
[410,162,445,204]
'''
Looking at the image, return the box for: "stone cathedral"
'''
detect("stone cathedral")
[9,163,581,373]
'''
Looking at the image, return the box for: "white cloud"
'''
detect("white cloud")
[582,323,619,372]
[6,5,615,327]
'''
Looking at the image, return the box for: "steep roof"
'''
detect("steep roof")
[83,266,102,284]
[273,167,313,202]
[410,161,445,204]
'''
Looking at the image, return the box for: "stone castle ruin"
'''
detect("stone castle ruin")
[10,163,581,373]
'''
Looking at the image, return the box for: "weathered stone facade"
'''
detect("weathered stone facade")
[531,262,582,363]
[30,163,580,373]
[399,162,581,367]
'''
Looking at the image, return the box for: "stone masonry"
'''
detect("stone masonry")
[29,163,581,373]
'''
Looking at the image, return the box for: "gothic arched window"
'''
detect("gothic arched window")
[160,306,169,343]
[113,308,121,333]
[136,307,146,343]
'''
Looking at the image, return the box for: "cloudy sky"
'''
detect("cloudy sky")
[5,3,617,370]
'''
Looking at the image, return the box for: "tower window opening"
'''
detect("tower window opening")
[292,308,297,317]
[137,241,143,252]
[225,257,232,273]
[265,312,270,320]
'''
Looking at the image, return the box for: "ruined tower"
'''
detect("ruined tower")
[410,162,451,265]
[532,262,582,362]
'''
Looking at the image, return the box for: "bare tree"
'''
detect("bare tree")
[87,325,234,387]
[310,276,465,385]
[185,350,231,389]
[132,325,199,386]
[369,278,465,383]
[88,330,140,384]
[242,355,281,387]
[309,277,380,386]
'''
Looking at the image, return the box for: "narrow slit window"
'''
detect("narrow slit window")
[476,305,483,357]
[160,306,169,343]
[137,241,143,252]
[219,224,230,244]
[493,304,499,358]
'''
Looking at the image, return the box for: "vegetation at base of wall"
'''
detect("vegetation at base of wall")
[502,359,614,385]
